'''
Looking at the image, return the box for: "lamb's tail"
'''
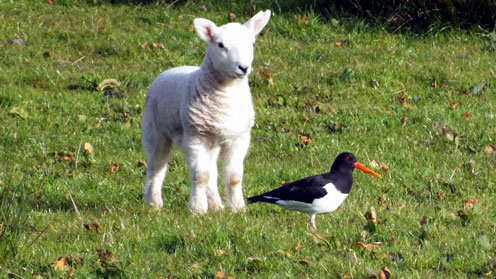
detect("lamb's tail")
[247,194,279,204]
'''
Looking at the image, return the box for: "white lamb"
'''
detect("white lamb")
[142,10,271,214]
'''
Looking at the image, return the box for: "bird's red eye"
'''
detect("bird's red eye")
[345,156,351,161]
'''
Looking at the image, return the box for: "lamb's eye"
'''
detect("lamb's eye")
[218,42,225,49]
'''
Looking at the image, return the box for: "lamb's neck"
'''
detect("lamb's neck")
[197,56,248,93]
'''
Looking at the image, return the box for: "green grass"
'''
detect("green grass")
[1,1,496,278]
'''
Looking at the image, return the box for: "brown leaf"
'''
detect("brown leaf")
[137,159,147,168]
[379,266,392,279]
[420,216,427,225]
[299,135,312,146]
[378,196,387,206]
[464,199,479,209]
[97,26,105,34]
[68,268,76,277]
[366,207,378,224]
[294,14,309,25]
[216,249,227,256]
[294,243,302,251]
[59,156,72,162]
[430,81,437,88]
[43,51,51,58]
[357,241,382,251]
[84,142,94,154]
[484,145,496,154]
[83,224,92,231]
[296,259,312,265]
[449,100,459,109]
[436,191,446,199]
[188,24,194,31]
[402,113,408,126]
[54,257,69,271]
[258,69,274,86]
[381,164,390,173]
[92,220,100,231]
[110,164,121,172]
[441,83,449,89]
[47,0,53,4]
[463,112,472,120]
[396,93,411,109]
[228,12,236,21]
[335,40,346,47]
[140,42,149,49]
[216,271,225,279]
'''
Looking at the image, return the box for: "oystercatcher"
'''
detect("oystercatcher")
[247,152,382,230]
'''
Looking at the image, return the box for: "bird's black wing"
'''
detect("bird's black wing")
[248,173,331,204]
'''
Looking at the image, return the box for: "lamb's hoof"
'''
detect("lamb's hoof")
[146,196,163,209]
[208,203,225,212]
[229,203,246,213]
[190,202,209,215]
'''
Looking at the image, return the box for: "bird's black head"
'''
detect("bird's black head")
[330,152,357,173]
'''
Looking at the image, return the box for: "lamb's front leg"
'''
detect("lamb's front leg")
[221,133,251,212]
[185,142,216,215]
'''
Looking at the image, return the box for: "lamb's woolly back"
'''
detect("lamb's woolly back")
[143,11,271,214]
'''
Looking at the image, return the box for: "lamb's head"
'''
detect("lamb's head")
[194,10,271,80]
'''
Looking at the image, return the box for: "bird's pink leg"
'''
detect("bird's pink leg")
[310,214,317,230]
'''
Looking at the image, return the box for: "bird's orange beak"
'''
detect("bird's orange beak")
[354,162,382,178]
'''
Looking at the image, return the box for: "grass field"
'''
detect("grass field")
[1,1,496,278]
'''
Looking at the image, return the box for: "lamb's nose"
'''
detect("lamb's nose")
[238,65,248,74]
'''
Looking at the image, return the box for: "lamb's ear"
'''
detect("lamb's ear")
[244,10,271,36]
[194,18,218,42]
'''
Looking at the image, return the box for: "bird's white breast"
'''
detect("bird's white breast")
[274,183,349,215]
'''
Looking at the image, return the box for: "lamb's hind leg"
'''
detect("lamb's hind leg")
[221,133,251,212]
[144,136,172,209]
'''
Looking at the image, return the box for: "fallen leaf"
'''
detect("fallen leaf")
[449,100,459,109]
[47,0,53,4]
[216,249,227,256]
[140,42,149,49]
[97,26,105,34]
[296,259,312,265]
[43,51,51,58]
[68,268,76,276]
[258,69,274,86]
[83,223,92,231]
[9,107,28,119]
[357,241,382,251]
[54,257,69,271]
[92,220,100,231]
[381,164,390,173]
[464,199,479,209]
[228,12,236,21]
[378,196,387,206]
[137,159,147,168]
[188,24,194,31]
[463,112,472,120]
[396,93,411,109]
[295,14,309,25]
[59,156,72,162]
[484,145,496,154]
[402,113,408,126]
[294,243,302,251]
[441,128,456,141]
[420,216,427,225]
[110,164,121,172]
[436,191,446,199]
[84,142,94,154]
[335,40,346,47]
[97,78,120,92]
[365,207,378,224]
[216,271,225,278]
[430,80,437,88]
[441,83,449,89]
[379,266,392,279]
[299,135,312,146]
